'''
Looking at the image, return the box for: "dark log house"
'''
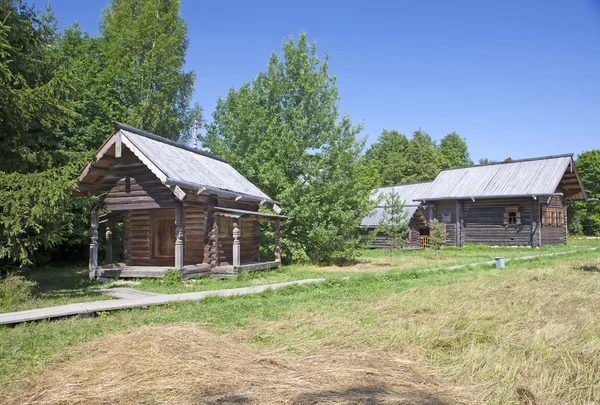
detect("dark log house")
[74,122,287,280]
[363,155,588,248]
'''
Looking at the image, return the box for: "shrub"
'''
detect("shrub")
[0,274,37,308]
[162,269,182,285]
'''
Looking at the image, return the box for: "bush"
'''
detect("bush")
[162,269,182,285]
[0,274,37,308]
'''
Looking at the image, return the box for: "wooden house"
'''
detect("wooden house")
[360,181,433,249]
[73,122,287,280]
[364,155,587,248]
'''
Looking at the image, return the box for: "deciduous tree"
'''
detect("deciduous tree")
[204,32,377,261]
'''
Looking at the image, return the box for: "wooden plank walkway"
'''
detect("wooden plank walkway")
[0,278,325,326]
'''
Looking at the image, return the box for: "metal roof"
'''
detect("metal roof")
[414,155,579,201]
[360,181,432,227]
[119,128,273,202]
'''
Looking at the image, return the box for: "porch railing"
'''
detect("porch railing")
[420,236,430,248]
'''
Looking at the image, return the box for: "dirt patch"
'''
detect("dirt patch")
[1,323,475,405]
[318,256,455,273]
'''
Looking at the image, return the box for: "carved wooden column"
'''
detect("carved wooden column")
[175,205,184,270]
[232,220,240,269]
[274,218,281,263]
[209,222,220,269]
[105,226,113,265]
[89,206,99,280]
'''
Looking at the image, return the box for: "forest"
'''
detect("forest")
[1,0,598,268]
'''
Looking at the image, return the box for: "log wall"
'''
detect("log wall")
[461,198,535,246]
[431,201,458,246]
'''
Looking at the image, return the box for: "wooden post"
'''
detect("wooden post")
[105,226,113,265]
[89,206,99,280]
[232,220,240,269]
[274,219,281,262]
[175,206,184,270]
[455,201,460,247]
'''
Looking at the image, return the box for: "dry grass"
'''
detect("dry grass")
[239,257,600,404]
[1,324,476,405]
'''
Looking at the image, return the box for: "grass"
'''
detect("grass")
[0,263,112,313]
[1,241,599,403]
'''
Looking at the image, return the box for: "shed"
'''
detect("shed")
[74,122,287,279]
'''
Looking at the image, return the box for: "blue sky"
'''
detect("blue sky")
[34,0,600,162]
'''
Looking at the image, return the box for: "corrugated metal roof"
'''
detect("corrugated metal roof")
[414,155,573,201]
[360,182,432,227]
[120,128,272,202]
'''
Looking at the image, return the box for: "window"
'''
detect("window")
[503,207,521,226]
[542,207,564,226]
[442,213,451,223]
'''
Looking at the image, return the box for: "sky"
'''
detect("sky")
[32,0,600,162]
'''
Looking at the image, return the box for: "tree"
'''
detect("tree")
[478,158,497,165]
[99,0,200,141]
[364,130,409,185]
[403,130,442,183]
[571,150,600,236]
[376,192,410,265]
[429,219,447,257]
[438,132,472,169]
[203,32,377,262]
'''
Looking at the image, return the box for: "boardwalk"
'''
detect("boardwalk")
[0,278,325,326]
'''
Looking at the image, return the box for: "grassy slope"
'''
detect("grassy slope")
[1,242,599,403]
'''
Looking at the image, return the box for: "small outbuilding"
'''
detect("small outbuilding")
[364,154,588,248]
[74,122,287,280]
[360,181,433,249]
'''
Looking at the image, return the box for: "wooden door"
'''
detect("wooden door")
[152,210,176,258]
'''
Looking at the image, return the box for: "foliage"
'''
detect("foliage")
[162,269,183,285]
[438,132,472,169]
[429,219,447,256]
[364,129,471,186]
[0,0,201,265]
[0,274,37,308]
[567,150,600,236]
[376,191,410,265]
[0,153,93,265]
[203,32,377,262]
[99,0,201,141]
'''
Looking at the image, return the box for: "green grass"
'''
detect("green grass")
[0,264,112,313]
[1,242,599,404]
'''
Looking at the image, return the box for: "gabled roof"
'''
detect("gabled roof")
[360,181,433,228]
[414,154,587,202]
[75,122,275,204]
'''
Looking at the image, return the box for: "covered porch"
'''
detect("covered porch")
[90,205,287,280]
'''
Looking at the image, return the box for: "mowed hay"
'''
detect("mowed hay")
[1,323,475,405]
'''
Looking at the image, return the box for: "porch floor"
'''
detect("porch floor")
[96,260,280,279]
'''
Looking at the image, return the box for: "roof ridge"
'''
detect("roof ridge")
[113,121,229,164]
[438,153,574,173]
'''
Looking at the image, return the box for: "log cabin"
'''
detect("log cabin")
[363,154,588,248]
[73,122,287,280]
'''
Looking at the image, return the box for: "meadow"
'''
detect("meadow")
[1,239,599,404]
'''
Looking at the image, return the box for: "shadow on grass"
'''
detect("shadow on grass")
[292,386,451,405]
[201,386,452,405]
[579,264,600,272]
